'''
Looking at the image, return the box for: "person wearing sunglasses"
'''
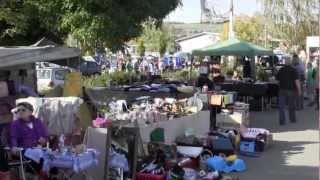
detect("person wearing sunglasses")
[9,102,52,179]
[10,102,48,152]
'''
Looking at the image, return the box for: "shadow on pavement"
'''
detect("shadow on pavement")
[234,140,319,180]
[249,107,318,133]
[230,105,319,180]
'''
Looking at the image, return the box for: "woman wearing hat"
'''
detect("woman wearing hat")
[10,102,48,151]
[9,102,50,179]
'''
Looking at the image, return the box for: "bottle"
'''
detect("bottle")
[58,134,65,151]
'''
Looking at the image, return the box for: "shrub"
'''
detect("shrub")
[163,69,198,82]
[82,71,140,88]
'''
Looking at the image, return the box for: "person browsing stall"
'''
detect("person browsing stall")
[10,102,48,150]
[232,70,242,81]
[196,64,213,90]
[276,56,301,125]
[292,54,305,110]
[306,62,315,105]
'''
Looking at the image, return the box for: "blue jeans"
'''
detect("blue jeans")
[278,90,297,124]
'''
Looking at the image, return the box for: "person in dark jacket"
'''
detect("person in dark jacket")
[195,74,213,90]
[276,56,301,125]
[243,59,251,78]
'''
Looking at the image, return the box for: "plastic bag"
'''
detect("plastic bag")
[108,150,129,172]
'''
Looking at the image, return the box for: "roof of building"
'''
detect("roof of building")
[175,32,220,42]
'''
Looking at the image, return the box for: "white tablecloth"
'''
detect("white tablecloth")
[137,111,210,143]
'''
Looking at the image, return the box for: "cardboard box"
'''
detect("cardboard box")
[216,111,250,129]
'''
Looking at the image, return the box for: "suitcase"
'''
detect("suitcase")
[207,132,235,156]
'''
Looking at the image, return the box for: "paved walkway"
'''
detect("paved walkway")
[232,105,319,180]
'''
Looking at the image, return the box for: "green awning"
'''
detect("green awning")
[192,38,273,57]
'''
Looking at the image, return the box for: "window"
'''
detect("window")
[87,62,97,68]
[54,70,67,80]
[37,70,51,79]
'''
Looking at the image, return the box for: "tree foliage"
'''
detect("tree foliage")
[0,0,181,52]
[221,15,265,46]
[138,23,175,56]
[137,39,146,57]
[260,0,320,48]
[234,15,265,45]
[0,1,64,45]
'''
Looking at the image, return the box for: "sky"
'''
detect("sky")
[166,0,262,23]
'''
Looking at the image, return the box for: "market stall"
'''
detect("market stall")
[86,87,210,142]
[192,38,273,79]
[192,38,278,111]
[0,38,81,136]
[85,83,256,178]
[10,97,101,180]
[192,38,273,57]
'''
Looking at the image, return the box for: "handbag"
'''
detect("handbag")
[150,128,165,143]
[210,95,222,106]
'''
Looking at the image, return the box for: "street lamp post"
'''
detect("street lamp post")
[228,0,234,39]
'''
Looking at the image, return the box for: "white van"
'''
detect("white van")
[37,67,70,92]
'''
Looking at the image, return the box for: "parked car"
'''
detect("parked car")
[80,60,101,76]
[37,67,70,92]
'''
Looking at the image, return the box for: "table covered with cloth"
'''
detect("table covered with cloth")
[218,82,279,98]
[119,110,210,144]
[24,148,99,173]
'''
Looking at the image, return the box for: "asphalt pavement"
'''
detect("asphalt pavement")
[232,104,319,180]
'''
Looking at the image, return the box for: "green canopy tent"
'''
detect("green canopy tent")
[192,38,273,56]
[191,38,274,80]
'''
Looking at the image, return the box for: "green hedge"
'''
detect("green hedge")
[82,71,141,88]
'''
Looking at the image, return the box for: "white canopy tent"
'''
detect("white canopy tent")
[0,45,80,69]
[0,38,81,91]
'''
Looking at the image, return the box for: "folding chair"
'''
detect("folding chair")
[1,127,34,180]
[5,147,33,180]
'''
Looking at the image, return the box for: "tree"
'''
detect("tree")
[220,15,265,46]
[138,23,175,56]
[260,0,320,48]
[234,15,265,45]
[158,32,167,57]
[137,39,146,57]
[0,1,64,45]
[0,0,181,52]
